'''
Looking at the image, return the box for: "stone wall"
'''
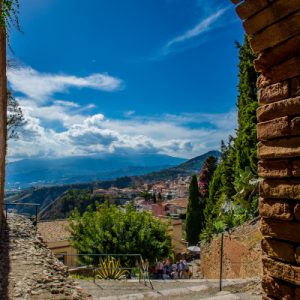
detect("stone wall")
[231,0,300,298]
[201,219,262,279]
[0,5,7,230]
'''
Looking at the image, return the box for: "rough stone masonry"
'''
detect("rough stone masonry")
[231,0,300,299]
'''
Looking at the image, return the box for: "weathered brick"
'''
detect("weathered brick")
[292,160,300,177]
[250,11,300,53]
[257,97,300,122]
[257,117,290,140]
[262,274,294,300]
[260,179,300,200]
[258,159,292,178]
[294,204,300,222]
[257,74,272,89]
[236,0,275,21]
[258,81,289,105]
[296,247,300,264]
[292,77,300,97]
[262,238,295,263]
[258,57,300,88]
[291,117,300,136]
[255,34,300,72]
[263,256,300,286]
[258,137,300,159]
[261,218,300,243]
[243,0,300,36]
[260,198,294,221]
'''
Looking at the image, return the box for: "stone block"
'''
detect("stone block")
[261,218,300,243]
[257,97,300,123]
[291,76,300,97]
[258,159,292,178]
[261,238,295,263]
[296,247,300,264]
[236,0,275,21]
[243,0,300,36]
[263,256,300,286]
[258,137,300,159]
[262,275,294,300]
[255,34,300,72]
[258,81,289,105]
[291,117,300,136]
[294,204,300,221]
[292,160,300,177]
[259,198,294,221]
[260,179,300,200]
[257,117,290,140]
[250,10,300,53]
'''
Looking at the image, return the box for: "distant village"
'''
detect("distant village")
[38,175,191,266]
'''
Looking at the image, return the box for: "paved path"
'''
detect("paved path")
[77,278,261,300]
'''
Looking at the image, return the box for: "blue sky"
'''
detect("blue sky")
[7,0,244,160]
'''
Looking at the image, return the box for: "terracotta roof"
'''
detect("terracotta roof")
[38,220,71,242]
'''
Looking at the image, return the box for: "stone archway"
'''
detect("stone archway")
[0,0,300,298]
[231,0,300,299]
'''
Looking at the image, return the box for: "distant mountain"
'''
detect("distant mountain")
[5,150,220,218]
[6,153,185,189]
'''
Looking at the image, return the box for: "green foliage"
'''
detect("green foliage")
[185,174,203,245]
[234,37,258,175]
[95,256,129,280]
[7,91,25,140]
[68,202,172,264]
[0,0,20,33]
[200,37,258,239]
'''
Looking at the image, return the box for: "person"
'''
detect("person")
[155,260,164,279]
[177,260,184,279]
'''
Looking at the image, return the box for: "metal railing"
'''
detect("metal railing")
[3,202,40,227]
[56,253,153,289]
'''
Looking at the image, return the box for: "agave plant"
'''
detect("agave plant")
[95,256,129,280]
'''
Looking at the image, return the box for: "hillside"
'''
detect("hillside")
[5,150,220,217]
[6,153,185,190]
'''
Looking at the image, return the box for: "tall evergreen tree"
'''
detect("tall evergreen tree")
[234,36,258,175]
[185,174,203,245]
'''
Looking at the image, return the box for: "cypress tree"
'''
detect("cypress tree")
[234,36,258,175]
[185,174,203,245]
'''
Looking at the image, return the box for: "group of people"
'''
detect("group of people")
[152,259,192,279]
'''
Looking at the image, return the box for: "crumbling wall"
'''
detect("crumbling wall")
[201,219,262,279]
[231,0,300,298]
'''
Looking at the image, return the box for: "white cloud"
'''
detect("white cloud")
[162,6,229,55]
[7,66,123,101]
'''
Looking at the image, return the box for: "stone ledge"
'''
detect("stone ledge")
[257,116,290,140]
[257,97,300,123]
[261,218,300,243]
[255,34,300,72]
[260,179,300,200]
[258,81,289,105]
[236,0,275,21]
[258,159,292,178]
[259,198,294,221]
[261,238,296,264]
[243,0,300,36]
[258,57,300,89]
[258,137,300,159]
[250,10,300,53]
[263,256,300,286]
[262,275,295,299]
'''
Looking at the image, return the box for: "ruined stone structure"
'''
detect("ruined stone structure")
[231,0,300,298]
[0,0,7,230]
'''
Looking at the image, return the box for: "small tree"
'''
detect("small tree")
[185,174,203,245]
[69,203,173,264]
